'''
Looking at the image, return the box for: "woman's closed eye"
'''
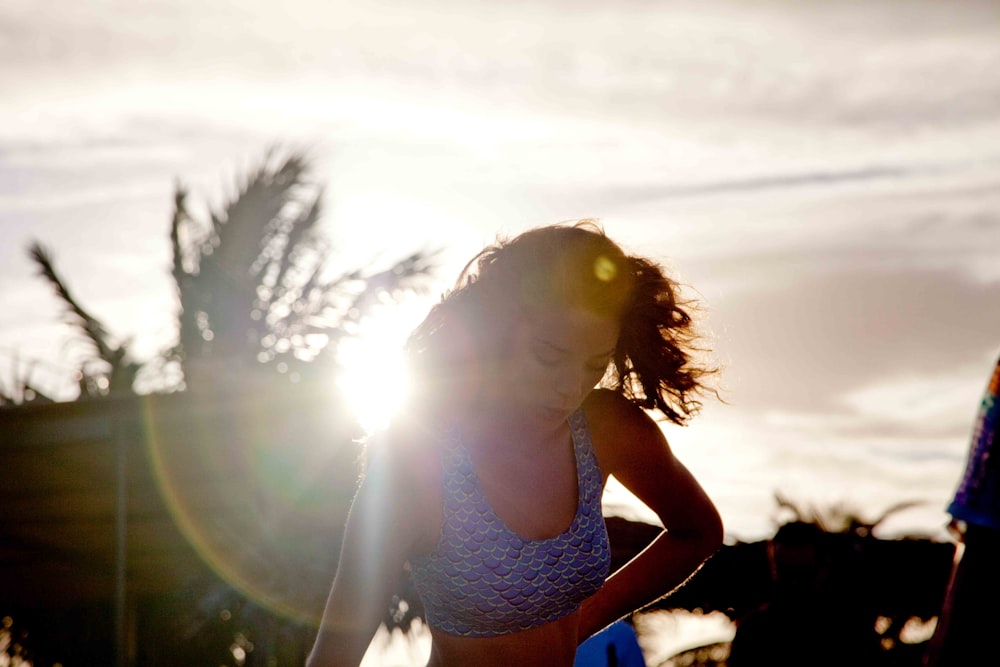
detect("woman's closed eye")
[533,347,564,367]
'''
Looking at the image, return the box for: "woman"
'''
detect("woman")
[307,221,723,666]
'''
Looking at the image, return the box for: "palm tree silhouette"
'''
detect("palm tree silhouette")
[23,149,436,400]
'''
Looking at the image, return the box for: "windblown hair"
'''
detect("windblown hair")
[405,220,717,425]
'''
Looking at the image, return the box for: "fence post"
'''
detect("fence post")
[114,406,130,667]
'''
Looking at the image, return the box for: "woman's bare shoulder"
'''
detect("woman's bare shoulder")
[582,388,670,471]
[583,388,661,435]
[365,415,442,492]
[361,415,444,553]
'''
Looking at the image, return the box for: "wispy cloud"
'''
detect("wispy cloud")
[712,266,1000,410]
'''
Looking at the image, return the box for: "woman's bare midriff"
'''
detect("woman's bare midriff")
[425,609,581,667]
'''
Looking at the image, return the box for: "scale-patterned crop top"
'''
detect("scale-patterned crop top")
[408,409,611,638]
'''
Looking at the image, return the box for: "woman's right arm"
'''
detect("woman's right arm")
[306,433,432,667]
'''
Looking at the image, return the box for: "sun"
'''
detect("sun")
[335,299,428,434]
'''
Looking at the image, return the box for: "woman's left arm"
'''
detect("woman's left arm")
[578,389,724,641]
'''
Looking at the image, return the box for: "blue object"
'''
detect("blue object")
[948,355,1000,529]
[575,620,647,667]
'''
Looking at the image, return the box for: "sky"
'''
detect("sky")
[3,0,1000,662]
[3,0,1000,555]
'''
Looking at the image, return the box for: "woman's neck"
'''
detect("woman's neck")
[460,403,570,457]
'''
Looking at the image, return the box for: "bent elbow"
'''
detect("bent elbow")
[699,509,725,560]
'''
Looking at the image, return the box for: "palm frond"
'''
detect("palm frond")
[185,152,313,364]
[268,189,324,301]
[168,184,204,369]
[169,183,191,284]
[332,249,441,324]
[211,151,309,283]
[869,500,927,532]
[28,241,139,395]
[772,491,927,537]
[163,149,439,388]
[29,242,114,361]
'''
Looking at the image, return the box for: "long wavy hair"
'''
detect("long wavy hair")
[405,220,717,425]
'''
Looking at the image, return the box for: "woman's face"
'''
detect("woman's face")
[495,305,620,426]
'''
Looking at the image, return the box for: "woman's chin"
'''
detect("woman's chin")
[533,405,574,427]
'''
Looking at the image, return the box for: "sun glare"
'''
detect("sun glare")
[336,301,427,434]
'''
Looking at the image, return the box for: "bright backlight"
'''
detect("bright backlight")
[336,302,426,434]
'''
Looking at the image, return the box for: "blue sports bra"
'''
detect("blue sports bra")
[409,409,611,637]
